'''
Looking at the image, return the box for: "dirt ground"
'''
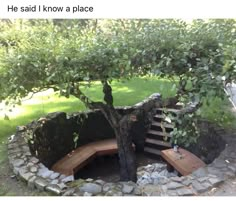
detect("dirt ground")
[0,158,51,196]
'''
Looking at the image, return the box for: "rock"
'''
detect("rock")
[8,143,19,149]
[28,176,37,190]
[8,148,22,155]
[224,171,235,178]
[213,159,227,168]
[57,183,68,190]
[35,177,49,191]
[95,179,105,186]
[153,176,169,185]
[144,164,155,172]
[83,192,93,196]
[22,145,30,152]
[59,174,66,180]
[133,187,142,195]
[103,183,116,192]
[228,165,236,173]
[153,163,166,171]
[37,168,53,178]
[122,183,134,194]
[50,172,60,180]
[208,177,224,187]
[85,178,94,182]
[50,179,59,185]
[150,171,161,179]
[177,188,195,196]
[137,172,152,186]
[13,167,20,175]
[207,167,223,177]
[171,176,184,183]
[197,177,209,183]
[191,181,210,193]
[159,169,178,178]
[166,190,178,196]
[142,184,161,196]
[61,175,74,183]
[62,188,75,196]
[12,159,25,167]
[192,167,208,177]
[105,190,122,196]
[19,171,35,181]
[26,162,34,167]
[30,166,38,173]
[30,157,39,164]
[80,183,102,195]
[166,181,184,190]
[46,184,62,195]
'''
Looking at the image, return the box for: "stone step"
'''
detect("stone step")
[144,147,162,156]
[151,121,174,129]
[147,129,171,138]
[145,138,172,148]
[156,108,180,114]
[154,114,165,119]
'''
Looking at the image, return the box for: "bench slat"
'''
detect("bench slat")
[52,139,119,176]
[161,148,206,176]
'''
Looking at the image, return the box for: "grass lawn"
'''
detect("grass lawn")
[0,76,236,163]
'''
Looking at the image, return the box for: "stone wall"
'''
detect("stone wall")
[27,93,162,168]
[7,124,236,196]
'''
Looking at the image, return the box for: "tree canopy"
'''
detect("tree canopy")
[0,19,236,181]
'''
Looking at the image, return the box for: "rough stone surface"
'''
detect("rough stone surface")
[79,183,102,194]
[167,181,184,190]
[50,172,60,180]
[209,177,224,186]
[19,171,35,181]
[35,178,49,191]
[177,188,195,196]
[46,184,62,195]
[122,183,135,194]
[61,175,74,183]
[12,159,25,167]
[191,181,210,193]
[27,176,37,190]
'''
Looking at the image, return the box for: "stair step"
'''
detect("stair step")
[147,129,171,138]
[154,114,165,119]
[151,121,174,129]
[144,147,162,156]
[145,138,172,148]
[156,108,180,114]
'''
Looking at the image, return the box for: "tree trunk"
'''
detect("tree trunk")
[98,105,137,182]
[116,116,137,182]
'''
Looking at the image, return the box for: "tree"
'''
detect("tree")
[1,19,235,181]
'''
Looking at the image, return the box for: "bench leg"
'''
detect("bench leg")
[166,163,174,172]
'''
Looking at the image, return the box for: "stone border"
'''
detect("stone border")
[7,125,236,196]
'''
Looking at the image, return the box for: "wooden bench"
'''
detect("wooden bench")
[161,148,206,176]
[52,139,132,176]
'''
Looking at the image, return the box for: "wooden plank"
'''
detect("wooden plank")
[147,129,171,138]
[151,122,174,129]
[161,148,206,176]
[51,139,135,176]
[145,138,172,147]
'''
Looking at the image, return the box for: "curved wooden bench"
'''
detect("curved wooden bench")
[52,139,131,176]
[161,148,206,176]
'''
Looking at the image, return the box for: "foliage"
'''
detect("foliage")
[1,19,236,163]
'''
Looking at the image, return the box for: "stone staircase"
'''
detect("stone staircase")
[144,106,181,157]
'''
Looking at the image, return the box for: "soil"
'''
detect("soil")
[0,158,51,196]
